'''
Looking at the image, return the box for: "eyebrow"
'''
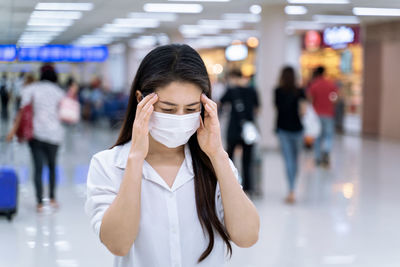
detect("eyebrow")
[159,101,201,107]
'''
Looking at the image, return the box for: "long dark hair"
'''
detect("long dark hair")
[279,66,297,92]
[113,44,232,262]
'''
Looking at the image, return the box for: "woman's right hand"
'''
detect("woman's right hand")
[129,93,158,159]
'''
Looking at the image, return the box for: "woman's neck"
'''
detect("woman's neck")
[147,135,185,159]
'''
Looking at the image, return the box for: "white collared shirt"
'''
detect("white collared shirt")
[85,141,240,267]
[20,81,65,144]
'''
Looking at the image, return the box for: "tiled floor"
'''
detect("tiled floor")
[1,121,400,267]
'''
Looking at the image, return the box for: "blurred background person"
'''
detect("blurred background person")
[0,73,10,120]
[80,77,105,123]
[274,66,307,204]
[220,69,260,195]
[308,66,338,168]
[7,64,65,213]
[14,73,35,111]
[12,72,25,111]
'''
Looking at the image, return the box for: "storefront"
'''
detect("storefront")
[300,26,363,133]
[198,37,259,81]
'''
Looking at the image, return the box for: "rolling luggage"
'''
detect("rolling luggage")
[0,167,18,221]
[0,139,19,221]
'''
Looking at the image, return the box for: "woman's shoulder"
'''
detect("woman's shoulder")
[91,144,123,164]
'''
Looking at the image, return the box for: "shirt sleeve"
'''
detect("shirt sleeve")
[215,159,241,223]
[85,154,118,239]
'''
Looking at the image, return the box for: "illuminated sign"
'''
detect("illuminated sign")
[323,26,355,49]
[225,44,248,61]
[18,45,108,62]
[304,31,321,51]
[0,45,17,61]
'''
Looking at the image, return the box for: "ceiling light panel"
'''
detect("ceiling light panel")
[353,7,400,16]
[128,12,177,22]
[31,11,82,19]
[285,6,308,15]
[143,3,203,13]
[287,0,349,4]
[35,2,94,11]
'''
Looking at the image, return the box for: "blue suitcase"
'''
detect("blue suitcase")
[0,167,18,221]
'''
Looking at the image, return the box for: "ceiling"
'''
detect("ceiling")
[1,0,400,47]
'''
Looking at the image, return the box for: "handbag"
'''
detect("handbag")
[241,121,260,145]
[59,95,81,124]
[232,87,260,145]
[16,103,33,142]
[302,104,321,138]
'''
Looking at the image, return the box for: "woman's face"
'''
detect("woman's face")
[153,81,203,115]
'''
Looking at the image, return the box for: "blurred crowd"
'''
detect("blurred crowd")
[0,62,344,214]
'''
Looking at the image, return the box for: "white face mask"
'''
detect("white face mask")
[149,111,201,148]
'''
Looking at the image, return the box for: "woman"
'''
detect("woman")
[274,66,306,204]
[85,44,260,267]
[7,64,65,212]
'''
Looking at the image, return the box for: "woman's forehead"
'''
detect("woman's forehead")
[155,81,202,104]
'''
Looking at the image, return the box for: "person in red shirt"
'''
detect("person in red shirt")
[308,66,338,168]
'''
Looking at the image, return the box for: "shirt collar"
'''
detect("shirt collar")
[114,141,194,192]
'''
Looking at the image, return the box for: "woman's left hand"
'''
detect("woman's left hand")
[197,94,225,158]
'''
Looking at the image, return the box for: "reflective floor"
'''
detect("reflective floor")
[1,121,400,267]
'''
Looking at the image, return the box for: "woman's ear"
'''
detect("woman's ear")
[135,91,143,103]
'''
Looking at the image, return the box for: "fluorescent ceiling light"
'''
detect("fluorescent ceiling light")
[35,2,94,11]
[353,7,400,16]
[19,36,54,40]
[130,36,158,48]
[20,32,59,37]
[287,0,349,4]
[197,19,243,29]
[179,25,220,36]
[18,42,48,46]
[27,18,74,27]
[249,5,262,15]
[25,26,67,32]
[285,5,308,15]
[222,13,261,23]
[128,12,177,21]
[313,15,359,24]
[75,37,113,44]
[143,3,203,13]
[31,11,82,19]
[113,18,160,28]
[100,25,144,33]
[92,32,133,38]
[168,0,228,1]
[97,27,144,35]
[186,36,232,48]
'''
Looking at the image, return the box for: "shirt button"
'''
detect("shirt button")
[171,226,177,234]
